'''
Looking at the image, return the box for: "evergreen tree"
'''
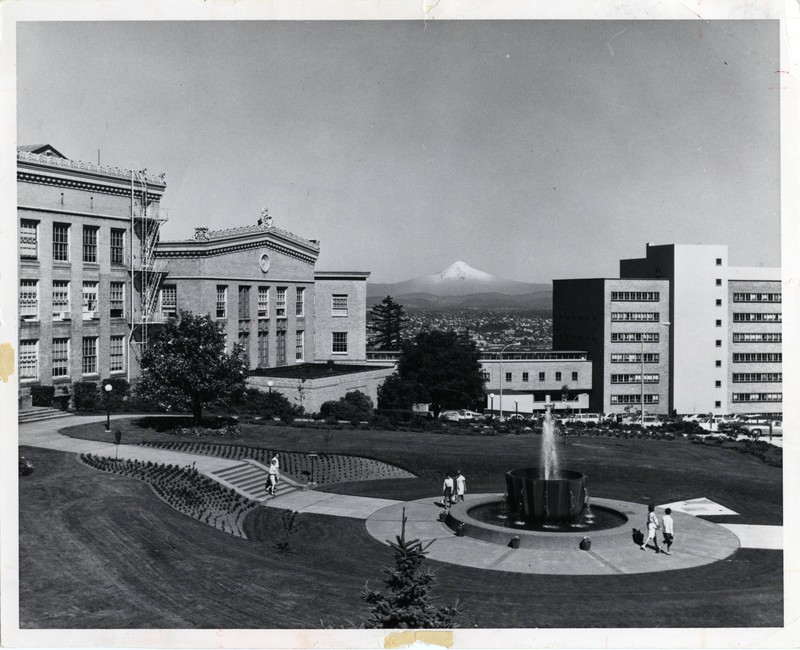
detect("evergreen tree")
[378,330,486,419]
[368,296,408,350]
[362,509,460,628]
[138,310,249,422]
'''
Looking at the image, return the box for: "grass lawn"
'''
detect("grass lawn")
[18,419,783,628]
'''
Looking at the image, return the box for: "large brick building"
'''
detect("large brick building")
[16,145,377,408]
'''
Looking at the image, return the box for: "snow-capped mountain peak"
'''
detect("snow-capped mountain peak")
[438,261,496,282]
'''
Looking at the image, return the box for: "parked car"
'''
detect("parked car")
[563,413,602,425]
[440,410,462,422]
[629,415,662,428]
[682,413,706,423]
[738,419,783,438]
[458,410,482,421]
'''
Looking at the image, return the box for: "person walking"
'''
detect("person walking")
[266,456,280,496]
[442,473,455,511]
[640,504,662,553]
[455,470,467,502]
[661,508,674,555]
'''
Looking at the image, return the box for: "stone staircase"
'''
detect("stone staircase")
[210,460,306,502]
[18,407,74,424]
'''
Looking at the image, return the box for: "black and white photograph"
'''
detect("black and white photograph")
[1,1,798,648]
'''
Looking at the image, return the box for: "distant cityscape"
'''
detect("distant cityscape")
[369,308,553,350]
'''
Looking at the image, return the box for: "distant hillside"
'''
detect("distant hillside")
[367,260,552,310]
[367,291,552,311]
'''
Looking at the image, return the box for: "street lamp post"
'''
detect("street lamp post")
[488,393,495,415]
[104,383,113,432]
[267,380,274,395]
[499,342,519,422]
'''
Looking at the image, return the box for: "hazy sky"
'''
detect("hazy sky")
[17,20,779,283]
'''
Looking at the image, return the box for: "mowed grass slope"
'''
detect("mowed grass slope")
[20,422,783,628]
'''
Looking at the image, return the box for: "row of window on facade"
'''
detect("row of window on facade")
[244,329,350,367]
[489,371,581,383]
[20,220,126,265]
[159,285,348,321]
[18,336,125,381]
[20,279,124,320]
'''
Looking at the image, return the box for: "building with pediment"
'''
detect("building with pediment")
[16,146,385,412]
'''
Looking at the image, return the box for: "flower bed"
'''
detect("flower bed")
[79,454,257,537]
[136,442,416,484]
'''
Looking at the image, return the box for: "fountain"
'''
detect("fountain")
[504,398,587,524]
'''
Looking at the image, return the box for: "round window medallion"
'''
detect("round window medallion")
[259,253,271,273]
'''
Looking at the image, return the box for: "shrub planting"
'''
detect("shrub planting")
[79,454,257,537]
[320,390,374,424]
[73,381,100,412]
[30,385,55,408]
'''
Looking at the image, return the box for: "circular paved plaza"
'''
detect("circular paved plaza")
[365,494,741,575]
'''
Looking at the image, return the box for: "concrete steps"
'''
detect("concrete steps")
[18,407,74,424]
[210,460,303,502]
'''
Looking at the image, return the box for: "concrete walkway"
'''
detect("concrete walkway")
[19,414,782,576]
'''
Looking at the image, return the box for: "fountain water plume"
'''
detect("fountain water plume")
[541,404,561,480]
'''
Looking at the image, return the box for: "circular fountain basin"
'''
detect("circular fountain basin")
[505,468,587,522]
[446,494,631,550]
[469,500,626,533]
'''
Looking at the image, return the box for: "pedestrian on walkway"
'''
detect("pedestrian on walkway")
[442,472,455,511]
[661,508,674,555]
[640,504,661,553]
[455,470,466,502]
[266,456,280,496]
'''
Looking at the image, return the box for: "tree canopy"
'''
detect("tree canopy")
[378,330,485,418]
[368,296,407,351]
[138,310,249,422]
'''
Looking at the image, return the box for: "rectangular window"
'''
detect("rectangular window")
[332,294,348,317]
[716,258,722,266]
[160,285,177,319]
[110,282,125,318]
[610,291,660,302]
[82,226,99,263]
[555,372,562,382]
[110,335,125,373]
[522,372,529,382]
[732,353,782,363]
[296,330,304,361]
[572,371,578,382]
[610,394,659,405]
[296,287,305,317]
[257,330,269,367]
[505,372,512,382]
[715,380,722,388]
[715,401,722,408]
[538,372,545,381]
[81,337,98,375]
[216,286,227,319]
[610,353,660,363]
[110,229,125,265]
[82,282,98,319]
[19,340,38,380]
[732,393,782,403]
[276,287,287,318]
[715,340,722,347]
[715,278,722,286]
[732,373,783,383]
[53,280,70,320]
[276,330,287,365]
[238,330,250,356]
[52,338,70,378]
[733,313,781,323]
[258,286,270,319]
[610,374,659,384]
[20,280,39,319]
[610,312,660,322]
[20,220,39,259]
[332,331,348,354]
[716,299,722,306]
[716,320,722,327]
[732,292,782,303]
[481,372,490,382]
[715,360,722,367]
[239,286,251,320]
[53,223,70,262]
[732,332,782,343]
[610,332,660,343]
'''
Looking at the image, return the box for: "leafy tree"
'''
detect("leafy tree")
[138,310,249,423]
[368,296,408,350]
[320,390,374,423]
[362,509,460,628]
[378,330,485,419]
